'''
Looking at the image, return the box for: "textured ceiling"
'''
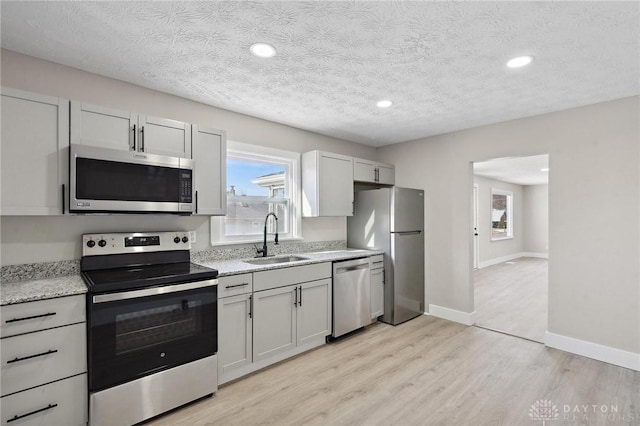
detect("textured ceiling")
[1,1,638,147]
[474,155,549,186]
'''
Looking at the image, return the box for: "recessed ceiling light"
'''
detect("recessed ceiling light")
[506,55,533,68]
[540,168,550,172]
[377,100,393,108]
[250,43,276,58]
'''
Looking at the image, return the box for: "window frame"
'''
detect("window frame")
[210,141,302,246]
[490,188,513,241]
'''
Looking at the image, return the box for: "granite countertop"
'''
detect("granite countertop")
[196,249,384,277]
[1,249,384,305]
[1,275,87,306]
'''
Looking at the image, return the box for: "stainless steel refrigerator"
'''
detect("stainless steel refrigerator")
[347,187,425,325]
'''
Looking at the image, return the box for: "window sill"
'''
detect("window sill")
[210,236,304,247]
[491,236,514,242]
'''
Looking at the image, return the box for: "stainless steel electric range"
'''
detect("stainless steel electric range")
[80,231,218,426]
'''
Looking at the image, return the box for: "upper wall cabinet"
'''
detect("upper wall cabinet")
[192,125,226,215]
[70,102,191,158]
[1,88,69,215]
[353,158,395,185]
[302,150,354,217]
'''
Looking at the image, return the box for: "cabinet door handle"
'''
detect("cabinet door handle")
[298,286,302,307]
[6,312,56,323]
[248,295,253,319]
[225,283,249,289]
[61,184,65,215]
[132,124,137,150]
[293,287,298,307]
[7,404,58,423]
[195,190,199,214]
[7,349,58,364]
[140,125,145,152]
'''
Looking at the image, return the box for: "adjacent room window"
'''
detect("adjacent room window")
[491,188,513,240]
[211,141,301,244]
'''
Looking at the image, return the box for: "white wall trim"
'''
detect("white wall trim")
[545,332,640,371]
[521,252,549,259]
[478,252,548,268]
[477,252,523,269]
[428,304,476,326]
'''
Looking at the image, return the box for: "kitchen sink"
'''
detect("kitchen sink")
[244,255,309,265]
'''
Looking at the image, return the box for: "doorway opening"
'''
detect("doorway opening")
[471,154,549,343]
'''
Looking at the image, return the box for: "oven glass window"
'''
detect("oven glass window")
[89,286,217,392]
[76,157,180,202]
[115,300,202,355]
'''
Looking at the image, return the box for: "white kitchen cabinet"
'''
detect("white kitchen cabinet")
[302,150,354,216]
[139,114,191,158]
[252,285,297,363]
[297,279,332,345]
[370,255,385,320]
[192,125,226,215]
[253,278,332,363]
[1,87,69,215]
[218,293,252,377]
[0,294,87,426]
[70,102,136,151]
[354,158,395,185]
[71,101,191,158]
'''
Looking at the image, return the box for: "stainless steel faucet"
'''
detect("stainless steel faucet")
[255,212,278,257]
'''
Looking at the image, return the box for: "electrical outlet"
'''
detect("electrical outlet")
[189,231,196,243]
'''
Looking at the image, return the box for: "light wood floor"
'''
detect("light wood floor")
[474,257,548,342]
[149,316,639,426]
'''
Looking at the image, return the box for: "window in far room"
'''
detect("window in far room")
[211,141,301,244]
[491,188,513,240]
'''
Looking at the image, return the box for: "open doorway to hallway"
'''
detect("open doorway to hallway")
[472,155,549,343]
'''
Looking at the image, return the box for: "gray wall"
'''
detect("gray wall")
[523,184,549,255]
[474,176,524,263]
[0,49,375,265]
[379,96,639,354]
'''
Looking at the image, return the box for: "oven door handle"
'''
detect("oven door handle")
[92,279,218,304]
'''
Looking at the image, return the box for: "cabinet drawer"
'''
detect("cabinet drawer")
[253,263,331,292]
[1,295,85,338]
[1,373,87,426]
[1,323,87,397]
[218,274,253,298]
[370,255,384,269]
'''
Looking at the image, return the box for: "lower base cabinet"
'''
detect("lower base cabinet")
[218,293,252,377]
[370,255,384,320]
[217,263,332,385]
[1,373,87,426]
[253,279,331,363]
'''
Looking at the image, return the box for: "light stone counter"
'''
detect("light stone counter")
[196,249,384,277]
[1,275,87,306]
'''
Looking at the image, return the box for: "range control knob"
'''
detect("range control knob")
[98,239,107,247]
[174,237,181,244]
[86,240,96,248]
[182,236,189,243]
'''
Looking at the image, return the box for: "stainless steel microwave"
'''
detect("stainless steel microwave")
[70,144,194,214]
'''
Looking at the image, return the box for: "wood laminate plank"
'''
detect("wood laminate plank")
[148,316,639,426]
[474,257,548,342]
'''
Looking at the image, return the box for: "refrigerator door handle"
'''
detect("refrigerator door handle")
[392,230,422,235]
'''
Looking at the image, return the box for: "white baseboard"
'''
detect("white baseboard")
[477,253,523,269]
[545,332,640,371]
[478,252,548,268]
[521,252,549,259]
[428,304,476,326]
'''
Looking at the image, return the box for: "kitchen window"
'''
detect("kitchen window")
[491,188,513,240]
[211,141,301,244]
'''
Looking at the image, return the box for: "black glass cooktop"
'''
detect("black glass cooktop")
[82,262,218,293]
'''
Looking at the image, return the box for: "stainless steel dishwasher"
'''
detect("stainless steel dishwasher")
[332,257,371,338]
